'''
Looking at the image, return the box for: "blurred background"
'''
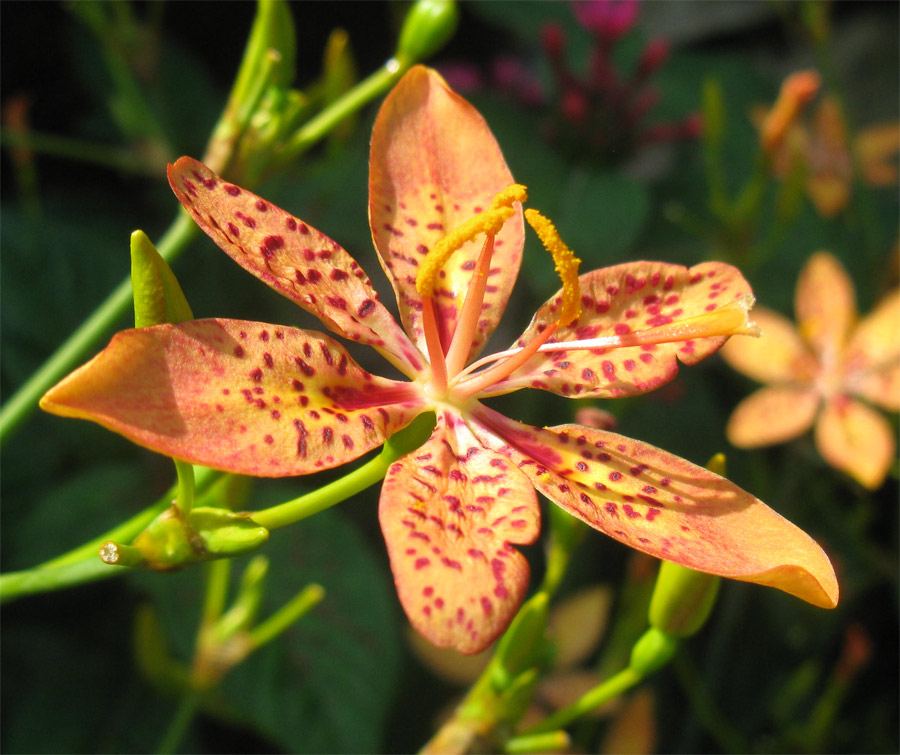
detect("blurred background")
[2,2,897,752]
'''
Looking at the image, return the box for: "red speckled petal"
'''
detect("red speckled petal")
[795,252,857,359]
[720,307,818,385]
[369,66,524,359]
[726,385,821,448]
[379,410,539,654]
[40,319,425,477]
[483,261,753,398]
[843,289,900,411]
[815,396,895,490]
[470,404,839,610]
[168,157,427,379]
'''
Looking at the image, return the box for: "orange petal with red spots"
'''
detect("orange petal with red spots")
[369,66,524,360]
[379,410,539,654]
[470,405,838,609]
[484,261,753,398]
[168,157,427,379]
[843,288,900,411]
[726,385,820,448]
[720,307,817,385]
[40,319,424,477]
[815,396,896,489]
[795,252,856,359]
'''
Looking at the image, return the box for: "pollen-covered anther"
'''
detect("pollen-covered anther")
[524,209,582,326]
[415,184,527,298]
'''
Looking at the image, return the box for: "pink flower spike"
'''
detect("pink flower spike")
[572,0,640,41]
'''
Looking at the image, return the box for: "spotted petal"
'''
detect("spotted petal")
[40,319,425,476]
[470,404,839,609]
[726,385,821,448]
[484,262,753,398]
[379,410,539,654]
[168,157,427,378]
[843,288,900,411]
[720,307,818,385]
[815,396,896,490]
[795,252,856,359]
[369,65,524,359]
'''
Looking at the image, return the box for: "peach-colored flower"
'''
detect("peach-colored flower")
[722,252,899,489]
[42,67,838,653]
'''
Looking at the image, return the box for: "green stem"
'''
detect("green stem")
[156,690,203,755]
[0,208,198,445]
[281,56,410,162]
[251,412,435,530]
[0,466,217,603]
[201,559,232,628]
[522,667,643,736]
[174,460,196,516]
[0,130,153,175]
[248,583,326,649]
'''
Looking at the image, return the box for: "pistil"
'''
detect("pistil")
[454,294,760,392]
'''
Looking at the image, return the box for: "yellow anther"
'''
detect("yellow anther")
[415,184,527,298]
[491,183,528,210]
[524,208,582,326]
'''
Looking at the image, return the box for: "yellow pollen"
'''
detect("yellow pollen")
[524,208,582,326]
[415,184,528,298]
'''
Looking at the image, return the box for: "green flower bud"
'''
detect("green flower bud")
[629,627,678,677]
[130,230,193,328]
[649,560,721,638]
[396,0,458,66]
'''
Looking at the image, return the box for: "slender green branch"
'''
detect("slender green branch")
[156,691,203,755]
[251,412,435,530]
[248,583,325,649]
[201,559,233,629]
[281,57,408,161]
[522,667,643,736]
[0,130,154,175]
[0,465,217,603]
[0,209,198,445]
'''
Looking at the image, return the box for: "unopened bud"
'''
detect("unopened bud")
[761,70,821,154]
[396,0,458,66]
[649,560,721,637]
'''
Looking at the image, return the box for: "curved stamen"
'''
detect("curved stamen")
[450,209,582,399]
[444,234,495,378]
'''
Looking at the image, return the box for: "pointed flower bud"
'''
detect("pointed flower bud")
[130,230,194,328]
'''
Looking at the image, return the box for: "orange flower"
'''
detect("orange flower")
[755,73,900,217]
[42,67,838,653]
[722,252,899,489]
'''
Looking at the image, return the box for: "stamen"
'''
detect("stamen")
[415,184,527,298]
[444,234,495,378]
[524,209,582,326]
[449,207,582,399]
